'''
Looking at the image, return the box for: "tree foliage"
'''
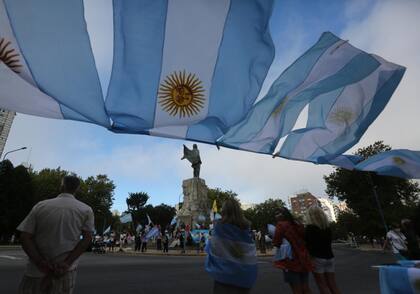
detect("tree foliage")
[30,168,69,202]
[125,191,176,229]
[207,188,240,210]
[324,141,420,237]
[244,198,286,230]
[140,204,176,228]
[0,162,116,242]
[126,192,149,212]
[78,175,115,232]
[0,161,34,242]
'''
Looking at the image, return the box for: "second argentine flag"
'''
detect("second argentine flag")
[106,0,275,143]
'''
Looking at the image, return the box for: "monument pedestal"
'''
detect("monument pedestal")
[177,178,209,227]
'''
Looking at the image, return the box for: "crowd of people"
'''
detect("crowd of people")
[14,175,420,294]
[90,225,208,256]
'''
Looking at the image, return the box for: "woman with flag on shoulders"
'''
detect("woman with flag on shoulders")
[205,198,257,293]
[273,207,313,294]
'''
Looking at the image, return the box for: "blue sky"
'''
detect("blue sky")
[5,0,420,213]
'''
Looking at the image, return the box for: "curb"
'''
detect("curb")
[0,245,21,249]
[105,250,275,258]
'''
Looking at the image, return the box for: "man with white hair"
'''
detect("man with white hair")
[17,175,94,294]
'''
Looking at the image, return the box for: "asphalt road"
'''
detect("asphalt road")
[0,246,394,294]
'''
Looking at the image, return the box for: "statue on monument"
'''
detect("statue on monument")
[178,144,208,227]
[181,144,202,178]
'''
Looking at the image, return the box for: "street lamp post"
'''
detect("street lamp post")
[2,147,27,161]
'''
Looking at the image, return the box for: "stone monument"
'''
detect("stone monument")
[178,144,209,227]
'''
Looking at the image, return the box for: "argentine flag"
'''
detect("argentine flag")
[0,0,109,127]
[103,226,111,235]
[145,226,160,241]
[205,223,257,289]
[106,0,275,143]
[120,213,133,224]
[379,266,420,294]
[355,149,420,179]
[218,32,405,163]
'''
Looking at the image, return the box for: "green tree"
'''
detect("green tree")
[0,163,117,238]
[207,188,240,211]
[126,192,150,225]
[244,198,286,230]
[30,168,69,202]
[78,175,115,233]
[126,192,149,211]
[324,141,420,238]
[331,211,362,240]
[0,161,34,242]
[138,203,176,228]
[0,160,15,239]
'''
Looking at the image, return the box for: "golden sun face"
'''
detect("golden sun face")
[393,156,406,165]
[271,96,289,118]
[328,107,354,126]
[158,71,205,118]
[0,38,21,74]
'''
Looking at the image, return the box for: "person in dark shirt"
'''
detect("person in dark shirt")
[179,230,185,254]
[163,231,169,253]
[305,206,341,294]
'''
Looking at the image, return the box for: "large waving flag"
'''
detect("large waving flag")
[218,32,405,162]
[2,3,417,180]
[106,0,275,143]
[277,54,405,164]
[355,149,420,179]
[205,223,257,289]
[319,150,420,179]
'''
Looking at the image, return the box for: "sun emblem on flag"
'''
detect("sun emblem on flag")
[0,38,21,73]
[158,71,205,118]
[393,156,406,165]
[271,96,289,118]
[328,107,354,126]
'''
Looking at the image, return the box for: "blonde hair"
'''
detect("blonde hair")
[221,198,250,230]
[306,205,329,230]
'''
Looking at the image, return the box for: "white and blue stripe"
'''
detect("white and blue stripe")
[119,213,133,224]
[379,265,420,294]
[355,149,420,179]
[0,0,63,119]
[278,55,405,163]
[218,32,405,162]
[106,0,275,143]
[2,0,109,126]
[218,32,344,153]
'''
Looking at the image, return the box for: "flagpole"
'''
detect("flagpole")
[366,172,388,234]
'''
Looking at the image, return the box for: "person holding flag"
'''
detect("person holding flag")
[205,198,257,293]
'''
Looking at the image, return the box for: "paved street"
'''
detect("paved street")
[0,246,394,294]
